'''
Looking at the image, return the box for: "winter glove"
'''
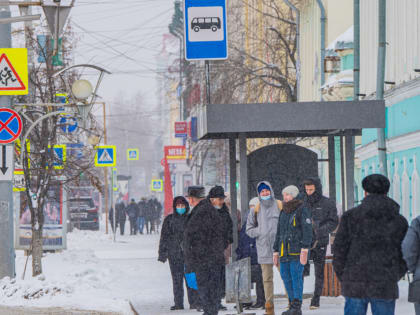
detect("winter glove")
[300,249,309,265]
[158,256,167,263]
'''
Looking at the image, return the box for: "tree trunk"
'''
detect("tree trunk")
[31,228,43,276]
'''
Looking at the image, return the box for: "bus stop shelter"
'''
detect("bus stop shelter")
[197,100,385,260]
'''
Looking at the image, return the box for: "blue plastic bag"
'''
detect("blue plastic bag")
[185,272,198,290]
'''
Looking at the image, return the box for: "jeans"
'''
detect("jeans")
[344,297,396,315]
[137,217,145,234]
[280,260,304,301]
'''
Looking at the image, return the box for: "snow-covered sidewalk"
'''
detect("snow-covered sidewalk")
[0,225,415,315]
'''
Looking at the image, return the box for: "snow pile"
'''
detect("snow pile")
[0,275,72,300]
[327,25,354,51]
[322,69,354,89]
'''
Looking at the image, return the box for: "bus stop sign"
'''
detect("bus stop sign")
[184,0,228,60]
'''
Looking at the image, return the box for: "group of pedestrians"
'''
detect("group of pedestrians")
[156,174,420,315]
[110,197,162,235]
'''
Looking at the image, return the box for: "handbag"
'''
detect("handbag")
[408,273,420,303]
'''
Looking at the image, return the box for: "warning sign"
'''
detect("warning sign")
[95,145,116,167]
[0,49,28,95]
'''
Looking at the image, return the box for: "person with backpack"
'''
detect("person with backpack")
[236,196,266,310]
[246,181,282,315]
[273,185,312,315]
[402,214,420,315]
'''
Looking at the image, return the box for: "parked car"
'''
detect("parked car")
[69,197,99,231]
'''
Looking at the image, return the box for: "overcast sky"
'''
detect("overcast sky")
[70,0,174,107]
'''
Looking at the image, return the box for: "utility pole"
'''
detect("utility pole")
[102,102,109,234]
[0,3,15,279]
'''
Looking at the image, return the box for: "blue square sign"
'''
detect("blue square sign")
[95,145,116,167]
[184,0,228,60]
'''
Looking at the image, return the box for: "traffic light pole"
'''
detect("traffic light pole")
[0,4,15,279]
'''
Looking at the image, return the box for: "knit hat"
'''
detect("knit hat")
[249,196,259,207]
[362,174,390,194]
[258,183,271,194]
[282,185,299,198]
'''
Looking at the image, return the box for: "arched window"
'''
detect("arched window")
[401,157,410,219]
[412,155,420,220]
[392,159,401,205]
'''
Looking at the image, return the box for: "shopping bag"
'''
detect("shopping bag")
[185,272,198,290]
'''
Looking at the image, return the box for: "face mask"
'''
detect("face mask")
[214,205,222,210]
[176,207,186,215]
[260,195,271,201]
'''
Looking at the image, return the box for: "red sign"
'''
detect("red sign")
[164,145,187,160]
[175,122,188,135]
[0,108,22,143]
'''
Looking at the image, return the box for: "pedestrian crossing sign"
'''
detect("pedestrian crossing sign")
[95,145,116,167]
[151,179,163,192]
[0,49,28,95]
[127,148,139,161]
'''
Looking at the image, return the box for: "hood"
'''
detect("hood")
[363,194,400,219]
[305,177,323,205]
[257,181,275,206]
[172,196,190,216]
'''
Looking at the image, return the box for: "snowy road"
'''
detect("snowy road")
[0,224,415,315]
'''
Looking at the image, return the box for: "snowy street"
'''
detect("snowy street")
[0,221,415,315]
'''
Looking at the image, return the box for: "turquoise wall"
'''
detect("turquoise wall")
[362,95,420,145]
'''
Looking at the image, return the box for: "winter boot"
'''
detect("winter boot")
[290,300,302,315]
[264,301,275,315]
[310,295,320,310]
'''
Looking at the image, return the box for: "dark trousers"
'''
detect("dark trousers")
[251,264,265,304]
[311,245,327,298]
[219,265,226,302]
[129,217,137,235]
[196,264,223,315]
[169,260,199,307]
[119,219,126,235]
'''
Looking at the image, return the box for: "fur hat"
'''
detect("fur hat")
[282,185,299,198]
[362,174,390,194]
[208,186,226,198]
[187,186,206,198]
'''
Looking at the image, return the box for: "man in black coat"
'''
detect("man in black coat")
[145,198,156,234]
[137,198,147,234]
[208,185,233,311]
[158,196,200,310]
[115,201,127,235]
[184,186,225,315]
[126,199,139,235]
[333,174,408,315]
[303,177,338,309]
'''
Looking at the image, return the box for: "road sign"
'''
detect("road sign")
[0,145,13,181]
[151,179,163,192]
[52,145,66,169]
[127,148,139,161]
[112,168,118,191]
[184,0,228,60]
[0,49,28,95]
[0,108,22,144]
[95,145,116,167]
[59,116,78,133]
[13,170,25,191]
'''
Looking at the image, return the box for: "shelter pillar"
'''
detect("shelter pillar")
[229,137,238,262]
[239,133,248,225]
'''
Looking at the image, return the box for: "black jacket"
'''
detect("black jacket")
[138,200,147,217]
[333,194,408,299]
[126,202,139,219]
[158,196,189,263]
[273,199,312,262]
[304,177,338,247]
[183,198,225,272]
[402,216,420,281]
[145,200,156,220]
[115,202,126,221]
[217,203,234,249]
